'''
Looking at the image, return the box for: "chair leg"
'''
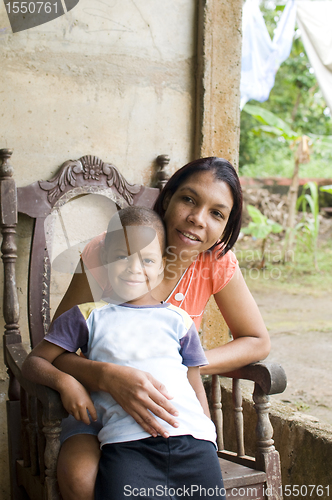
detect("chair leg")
[259,450,283,500]
[253,384,283,500]
[6,400,29,500]
[43,416,63,500]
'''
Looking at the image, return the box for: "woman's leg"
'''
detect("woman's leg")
[57,434,101,500]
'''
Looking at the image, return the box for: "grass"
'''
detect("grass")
[235,235,332,294]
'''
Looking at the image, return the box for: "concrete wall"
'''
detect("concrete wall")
[219,379,332,500]
[0,0,197,344]
[0,6,197,495]
[0,0,196,186]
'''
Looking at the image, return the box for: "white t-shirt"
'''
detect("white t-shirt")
[45,301,217,448]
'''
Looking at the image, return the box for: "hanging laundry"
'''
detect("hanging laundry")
[240,0,297,109]
[296,1,332,111]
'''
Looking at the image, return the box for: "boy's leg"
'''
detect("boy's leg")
[95,436,225,500]
[168,436,226,500]
[57,434,101,500]
[96,437,170,500]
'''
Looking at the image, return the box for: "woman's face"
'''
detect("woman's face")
[162,170,234,261]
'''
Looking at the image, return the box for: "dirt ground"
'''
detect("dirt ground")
[249,284,332,427]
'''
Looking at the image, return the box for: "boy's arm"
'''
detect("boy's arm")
[187,366,211,418]
[22,340,97,424]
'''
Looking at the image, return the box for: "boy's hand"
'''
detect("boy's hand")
[59,376,98,425]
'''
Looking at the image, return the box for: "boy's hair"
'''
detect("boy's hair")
[105,206,166,253]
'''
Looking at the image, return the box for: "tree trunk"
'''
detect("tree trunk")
[283,157,300,261]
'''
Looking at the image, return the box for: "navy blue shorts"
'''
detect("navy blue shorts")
[60,414,102,444]
[95,435,225,499]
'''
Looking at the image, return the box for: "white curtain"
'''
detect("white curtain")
[240,0,297,109]
[296,1,332,111]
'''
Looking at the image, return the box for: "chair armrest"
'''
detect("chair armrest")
[220,362,287,395]
[6,343,68,421]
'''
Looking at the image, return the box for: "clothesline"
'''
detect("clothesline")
[240,0,332,111]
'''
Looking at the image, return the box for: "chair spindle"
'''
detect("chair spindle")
[232,378,245,457]
[211,374,224,451]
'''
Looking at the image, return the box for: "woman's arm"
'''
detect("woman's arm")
[187,366,210,418]
[201,266,271,376]
[53,352,180,438]
[22,341,97,424]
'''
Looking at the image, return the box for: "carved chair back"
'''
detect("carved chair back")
[18,155,159,350]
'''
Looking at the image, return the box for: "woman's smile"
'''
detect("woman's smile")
[177,229,202,242]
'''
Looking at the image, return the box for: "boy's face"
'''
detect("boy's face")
[104,227,165,304]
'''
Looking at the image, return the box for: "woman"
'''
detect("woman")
[53,157,270,500]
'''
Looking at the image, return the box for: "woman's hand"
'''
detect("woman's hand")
[97,364,180,438]
[54,353,179,438]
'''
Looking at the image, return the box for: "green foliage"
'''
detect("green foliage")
[237,238,332,292]
[242,205,283,266]
[239,1,332,178]
[243,104,298,140]
[320,185,332,195]
[295,182,320,268]
[243,205,283,240]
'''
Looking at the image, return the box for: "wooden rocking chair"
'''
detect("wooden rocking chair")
[0,148,286,500]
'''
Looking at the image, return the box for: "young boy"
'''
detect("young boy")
[22,206,226,500]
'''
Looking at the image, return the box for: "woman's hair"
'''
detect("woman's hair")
[153,157,242,257]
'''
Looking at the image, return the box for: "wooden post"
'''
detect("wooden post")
[0,148,21,399]
[1,149,27,499]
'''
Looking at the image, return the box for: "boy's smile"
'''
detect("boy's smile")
[104,228,165,305]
